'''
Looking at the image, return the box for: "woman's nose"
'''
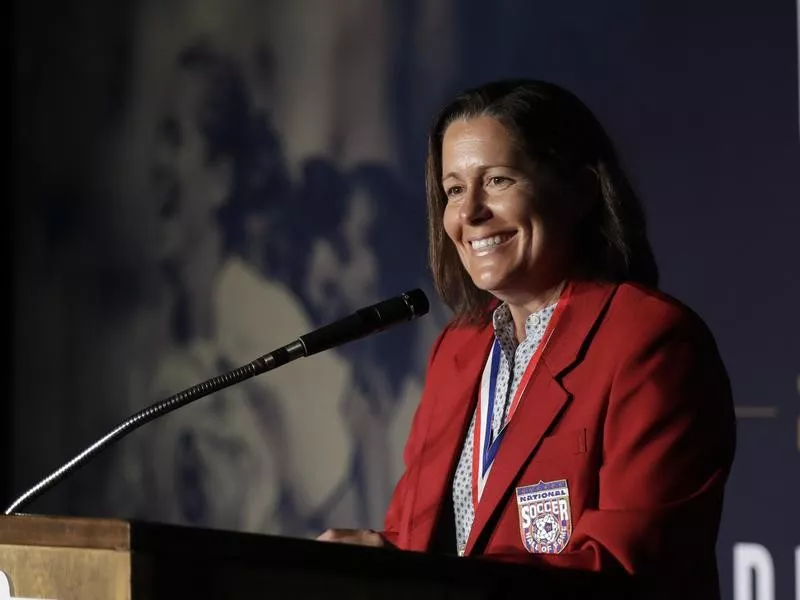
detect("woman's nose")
[458,188,491,223]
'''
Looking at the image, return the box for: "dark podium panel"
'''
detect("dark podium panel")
[0,514,639,599]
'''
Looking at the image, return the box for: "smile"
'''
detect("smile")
[469,233,513,252]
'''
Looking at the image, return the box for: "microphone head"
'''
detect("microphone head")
[401,289,430,319]
[300,288,431,357]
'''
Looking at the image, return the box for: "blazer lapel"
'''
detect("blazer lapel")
[464,281,617,555]
[407,325,494,551]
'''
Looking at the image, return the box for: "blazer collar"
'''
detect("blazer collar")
[452,280,617,378]
[542,279,617,377]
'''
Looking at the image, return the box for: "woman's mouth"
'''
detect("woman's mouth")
[469,233,514,254]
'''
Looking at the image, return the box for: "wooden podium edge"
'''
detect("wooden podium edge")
[0,514,131,550]
[0,514,642,598]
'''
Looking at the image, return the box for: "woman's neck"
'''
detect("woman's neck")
[506,280,567,343]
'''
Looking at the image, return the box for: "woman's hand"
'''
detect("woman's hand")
[316,528,389,548]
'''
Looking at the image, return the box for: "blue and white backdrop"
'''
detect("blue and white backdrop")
[11,1,800,598]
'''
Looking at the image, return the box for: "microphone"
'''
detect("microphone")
[264,287,430,369]
[4,288,430,516]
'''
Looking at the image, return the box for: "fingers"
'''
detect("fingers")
[315,528,385,547]
[316,528,349,542]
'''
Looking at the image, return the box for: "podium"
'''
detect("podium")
[0,514,637,599]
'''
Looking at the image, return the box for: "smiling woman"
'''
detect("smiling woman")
[440,116,578,340]
[427,80,659,327]
[318,79,736,600]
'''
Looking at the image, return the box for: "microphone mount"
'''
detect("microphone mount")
[4,289,429,515]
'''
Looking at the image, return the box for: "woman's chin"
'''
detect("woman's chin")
[469,275,507,296]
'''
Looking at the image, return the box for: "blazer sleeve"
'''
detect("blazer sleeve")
[484,309,736,584]
[381,322,453,547]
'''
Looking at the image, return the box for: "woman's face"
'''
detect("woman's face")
[441,116,577,305]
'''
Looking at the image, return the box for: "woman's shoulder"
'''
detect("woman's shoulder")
[601,281,721,356]
[610,282,709,328]
[422,315,493,367]
[441,314,494,341]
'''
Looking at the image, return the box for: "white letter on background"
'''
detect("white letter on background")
[734,543,775,600]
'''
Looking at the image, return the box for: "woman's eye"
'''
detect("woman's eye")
[488,176,510,186]
[445,185,464,197]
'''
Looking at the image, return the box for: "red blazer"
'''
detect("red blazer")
[382,281,736,598]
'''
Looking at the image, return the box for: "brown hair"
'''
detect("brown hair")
[426,79,659,324]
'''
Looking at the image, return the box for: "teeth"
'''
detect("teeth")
[470,235,508,250]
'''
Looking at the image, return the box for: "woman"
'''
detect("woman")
[319,79,736,598]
